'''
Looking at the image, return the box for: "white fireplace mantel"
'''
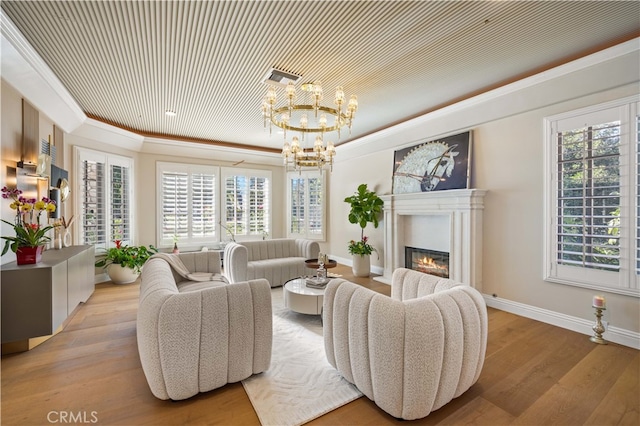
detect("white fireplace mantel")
[374,189,486,290]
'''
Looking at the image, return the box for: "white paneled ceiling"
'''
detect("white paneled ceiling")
[1,0,639,153]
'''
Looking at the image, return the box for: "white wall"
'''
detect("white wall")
[328,45,640,337]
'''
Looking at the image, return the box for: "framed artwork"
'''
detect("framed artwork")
[392,131,472,194]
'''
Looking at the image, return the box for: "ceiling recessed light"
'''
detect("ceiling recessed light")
[165,110,177,117]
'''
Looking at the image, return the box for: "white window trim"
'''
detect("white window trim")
[156,162,221,250]
[74,146,135,249]
[286,170,327,241]
[543,95,640,297]
[220,166,272,242]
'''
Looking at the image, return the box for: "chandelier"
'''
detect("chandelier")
[261,81,358,172]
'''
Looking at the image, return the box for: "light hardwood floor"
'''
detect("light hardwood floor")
[1,265,638,425]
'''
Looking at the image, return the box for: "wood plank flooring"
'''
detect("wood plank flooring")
[1,265,638,425]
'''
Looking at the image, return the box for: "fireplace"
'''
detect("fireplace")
[373,189,486,289]
[405,247,450,278]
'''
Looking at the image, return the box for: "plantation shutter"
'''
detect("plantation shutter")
[157,163,219,248]
[191,173,216,238]
[290,177,305,234]
[556,119,621,272]
[222,168,271,238]
[308,177,323,235]
[110,164,131,243]
[161,171,189,241]
[636,114,640,276]
[286,171,325,240]
[248,176,269,234]
[82,159,105,246]
[545,96,640,296]
[225,175,245,235]
[77,148,134,250]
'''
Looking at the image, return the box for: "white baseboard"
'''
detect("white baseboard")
[484,294,639,350]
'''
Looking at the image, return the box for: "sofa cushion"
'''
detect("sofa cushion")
[241,239,300,261]
[177,279,228,293]
[247,257,308,286]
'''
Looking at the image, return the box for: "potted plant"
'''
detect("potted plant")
[1,187,57,265]
[344,183,383,277]
[95,240,158,284]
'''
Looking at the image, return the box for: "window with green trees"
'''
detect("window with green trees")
[287,171,325,240]
[222,168,271,239]
[158,163,217,247]
[76,147,133,250]
[545,96,639,296]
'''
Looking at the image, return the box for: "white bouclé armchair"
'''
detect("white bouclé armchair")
[137,251,272,400]
[323,268,487,420]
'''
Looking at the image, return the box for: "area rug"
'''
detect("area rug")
[241,288,362,426]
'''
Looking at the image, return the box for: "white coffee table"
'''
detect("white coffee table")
[283,277,326,315]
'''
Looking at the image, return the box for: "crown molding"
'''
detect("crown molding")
[337,37,640,161]
[141,136,283,166]
[72,118,144,152]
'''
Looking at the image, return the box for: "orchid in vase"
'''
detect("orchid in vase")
[1,186,57,257]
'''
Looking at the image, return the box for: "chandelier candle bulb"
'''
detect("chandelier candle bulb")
[335,86,345,116]
[593,295,606,308]
[286,81,296,106]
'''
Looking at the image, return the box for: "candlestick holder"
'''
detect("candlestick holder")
[590,306,607,345]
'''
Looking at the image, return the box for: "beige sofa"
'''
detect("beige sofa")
[224,239,320,287]
[137,251,272,400]
[323,268,487,420]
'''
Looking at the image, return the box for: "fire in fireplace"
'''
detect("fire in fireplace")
[405,246,450,278]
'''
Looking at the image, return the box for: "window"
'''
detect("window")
[156,162,218,248]
[545,96,639,296]
[221,167,271,240]
[287,171,326,240]
[76,148,133,249]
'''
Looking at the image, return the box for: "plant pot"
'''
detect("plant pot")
[16,245,44,265]
[352,254,371,277]
[107,264,139,285]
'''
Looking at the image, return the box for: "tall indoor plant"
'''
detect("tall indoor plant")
[344,183,383,277]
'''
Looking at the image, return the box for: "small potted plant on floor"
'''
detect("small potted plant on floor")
[344,183,383,277]
[95,240,158,284]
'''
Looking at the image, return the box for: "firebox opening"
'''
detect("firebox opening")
[405,246,450,278]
